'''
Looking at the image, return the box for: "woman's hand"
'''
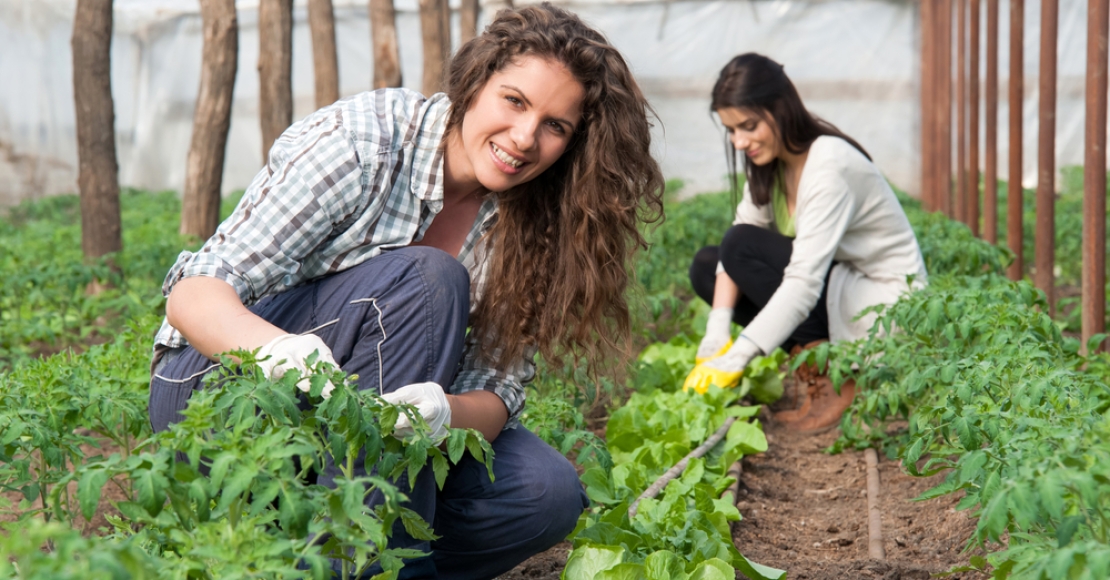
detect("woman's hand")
[696,307,735,363]
[256,333,340,398]
[683,335,763,394]
[382,387,507,443]
[382,382,452,442]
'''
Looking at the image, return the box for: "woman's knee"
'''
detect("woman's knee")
[392,247,470,305]
[719,223,766,257]
[520,455,588,546]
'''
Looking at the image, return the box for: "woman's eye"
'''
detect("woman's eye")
[547,121,566,134]
[505,96,522,106]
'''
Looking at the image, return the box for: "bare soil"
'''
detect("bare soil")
[498,392,992,580]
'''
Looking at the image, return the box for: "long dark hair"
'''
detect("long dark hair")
[711,53,870,206]
[445,4,665,375]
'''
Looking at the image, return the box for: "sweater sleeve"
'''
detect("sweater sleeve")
[739,168,855,353]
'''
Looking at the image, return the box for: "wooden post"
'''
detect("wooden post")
[1035,0,1057,314]
[1083,0,1109,352]
[922,0,937,211]
[440,0,451,61]
[308,0,340,108]
[956,0,968,224]
[940,0,954,217]
[968,0,981,236]
[420,0,450,95]
[984,0,999,243]
[460,0,480,45]
[181,0,238,240]
[1007,0,1024,280]
[72,0,122,262]
[369,0,402,89]
[259,0,293,163]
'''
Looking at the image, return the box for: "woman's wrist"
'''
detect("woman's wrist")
[705,307,734,341]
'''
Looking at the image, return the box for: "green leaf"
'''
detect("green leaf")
[733,553,786,580]
[644,550,688,580]
[447,429,467,464]
[562,545,625,579]
[979,489,1010,542]
[431,449,449,489]
[1056,515,1084,548]
[725,420,767,455]
[78,468,110,520]
[597,563,648,580]
[689,558,735,580]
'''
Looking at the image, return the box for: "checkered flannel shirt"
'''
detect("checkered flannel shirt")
[154,88,534,428]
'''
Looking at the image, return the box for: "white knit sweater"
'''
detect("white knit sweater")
[729,135,928,352]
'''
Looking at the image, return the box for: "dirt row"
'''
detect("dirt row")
[501,406,992,580]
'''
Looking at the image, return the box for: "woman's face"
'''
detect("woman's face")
[453,56,585,193]
[716,107,780,166]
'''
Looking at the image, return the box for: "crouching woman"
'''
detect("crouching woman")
[683,53,927,432]
[148,5,664,578]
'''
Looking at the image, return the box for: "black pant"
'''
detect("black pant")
[689,224,831,351]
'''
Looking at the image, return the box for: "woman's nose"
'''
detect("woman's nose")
[730,132,748,151]
[510,118,539,152]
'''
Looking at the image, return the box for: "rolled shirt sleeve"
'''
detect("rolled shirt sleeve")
[162,111,366,306]
[450,335,535,429]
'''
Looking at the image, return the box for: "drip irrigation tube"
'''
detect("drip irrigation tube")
[865,447,885,560]
[628,416,737,519]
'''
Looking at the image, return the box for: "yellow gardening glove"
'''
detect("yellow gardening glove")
[682,363,743,394]
[682,335,763,394]
[695,339,732,365]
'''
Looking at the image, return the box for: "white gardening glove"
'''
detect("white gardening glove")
[683,334,763,394]
[255,333,339,399]
[381,382,452,442]
[696,307,735,364]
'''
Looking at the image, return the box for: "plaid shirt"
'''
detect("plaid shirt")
[155,89,533,428]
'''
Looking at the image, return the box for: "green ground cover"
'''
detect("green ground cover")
[0,171,1108,578]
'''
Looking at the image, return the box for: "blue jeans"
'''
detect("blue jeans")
[149,247,587,579]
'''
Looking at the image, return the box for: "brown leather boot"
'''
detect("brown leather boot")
[780,376,856,433]
[771,340,826,424]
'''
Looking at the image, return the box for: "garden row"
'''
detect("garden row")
[0,172,1108,577]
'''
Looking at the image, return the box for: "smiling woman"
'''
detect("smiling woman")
[148,4,664,579]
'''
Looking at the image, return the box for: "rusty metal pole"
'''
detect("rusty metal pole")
[1083,0,1109,352]
[922,0,937,211]
[969,0,981,236]
[984,0,999,243]
[957,0,968,225]
[941,0,954,217]
[1007,0,1024,280]
[1035,0,1057,315]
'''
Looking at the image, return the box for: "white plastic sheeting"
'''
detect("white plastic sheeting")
[0,0,1099,206]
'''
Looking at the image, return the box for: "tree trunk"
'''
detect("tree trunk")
[259,0,293,163]
[420,0,449,95]
[308,0,339,108]
[439,0,451,59]
[459,0,479,45]
[369,0,402,89]
[181,0,238,240]
[72,0,122,262]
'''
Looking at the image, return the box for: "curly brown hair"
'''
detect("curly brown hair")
[445,3,665,375]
